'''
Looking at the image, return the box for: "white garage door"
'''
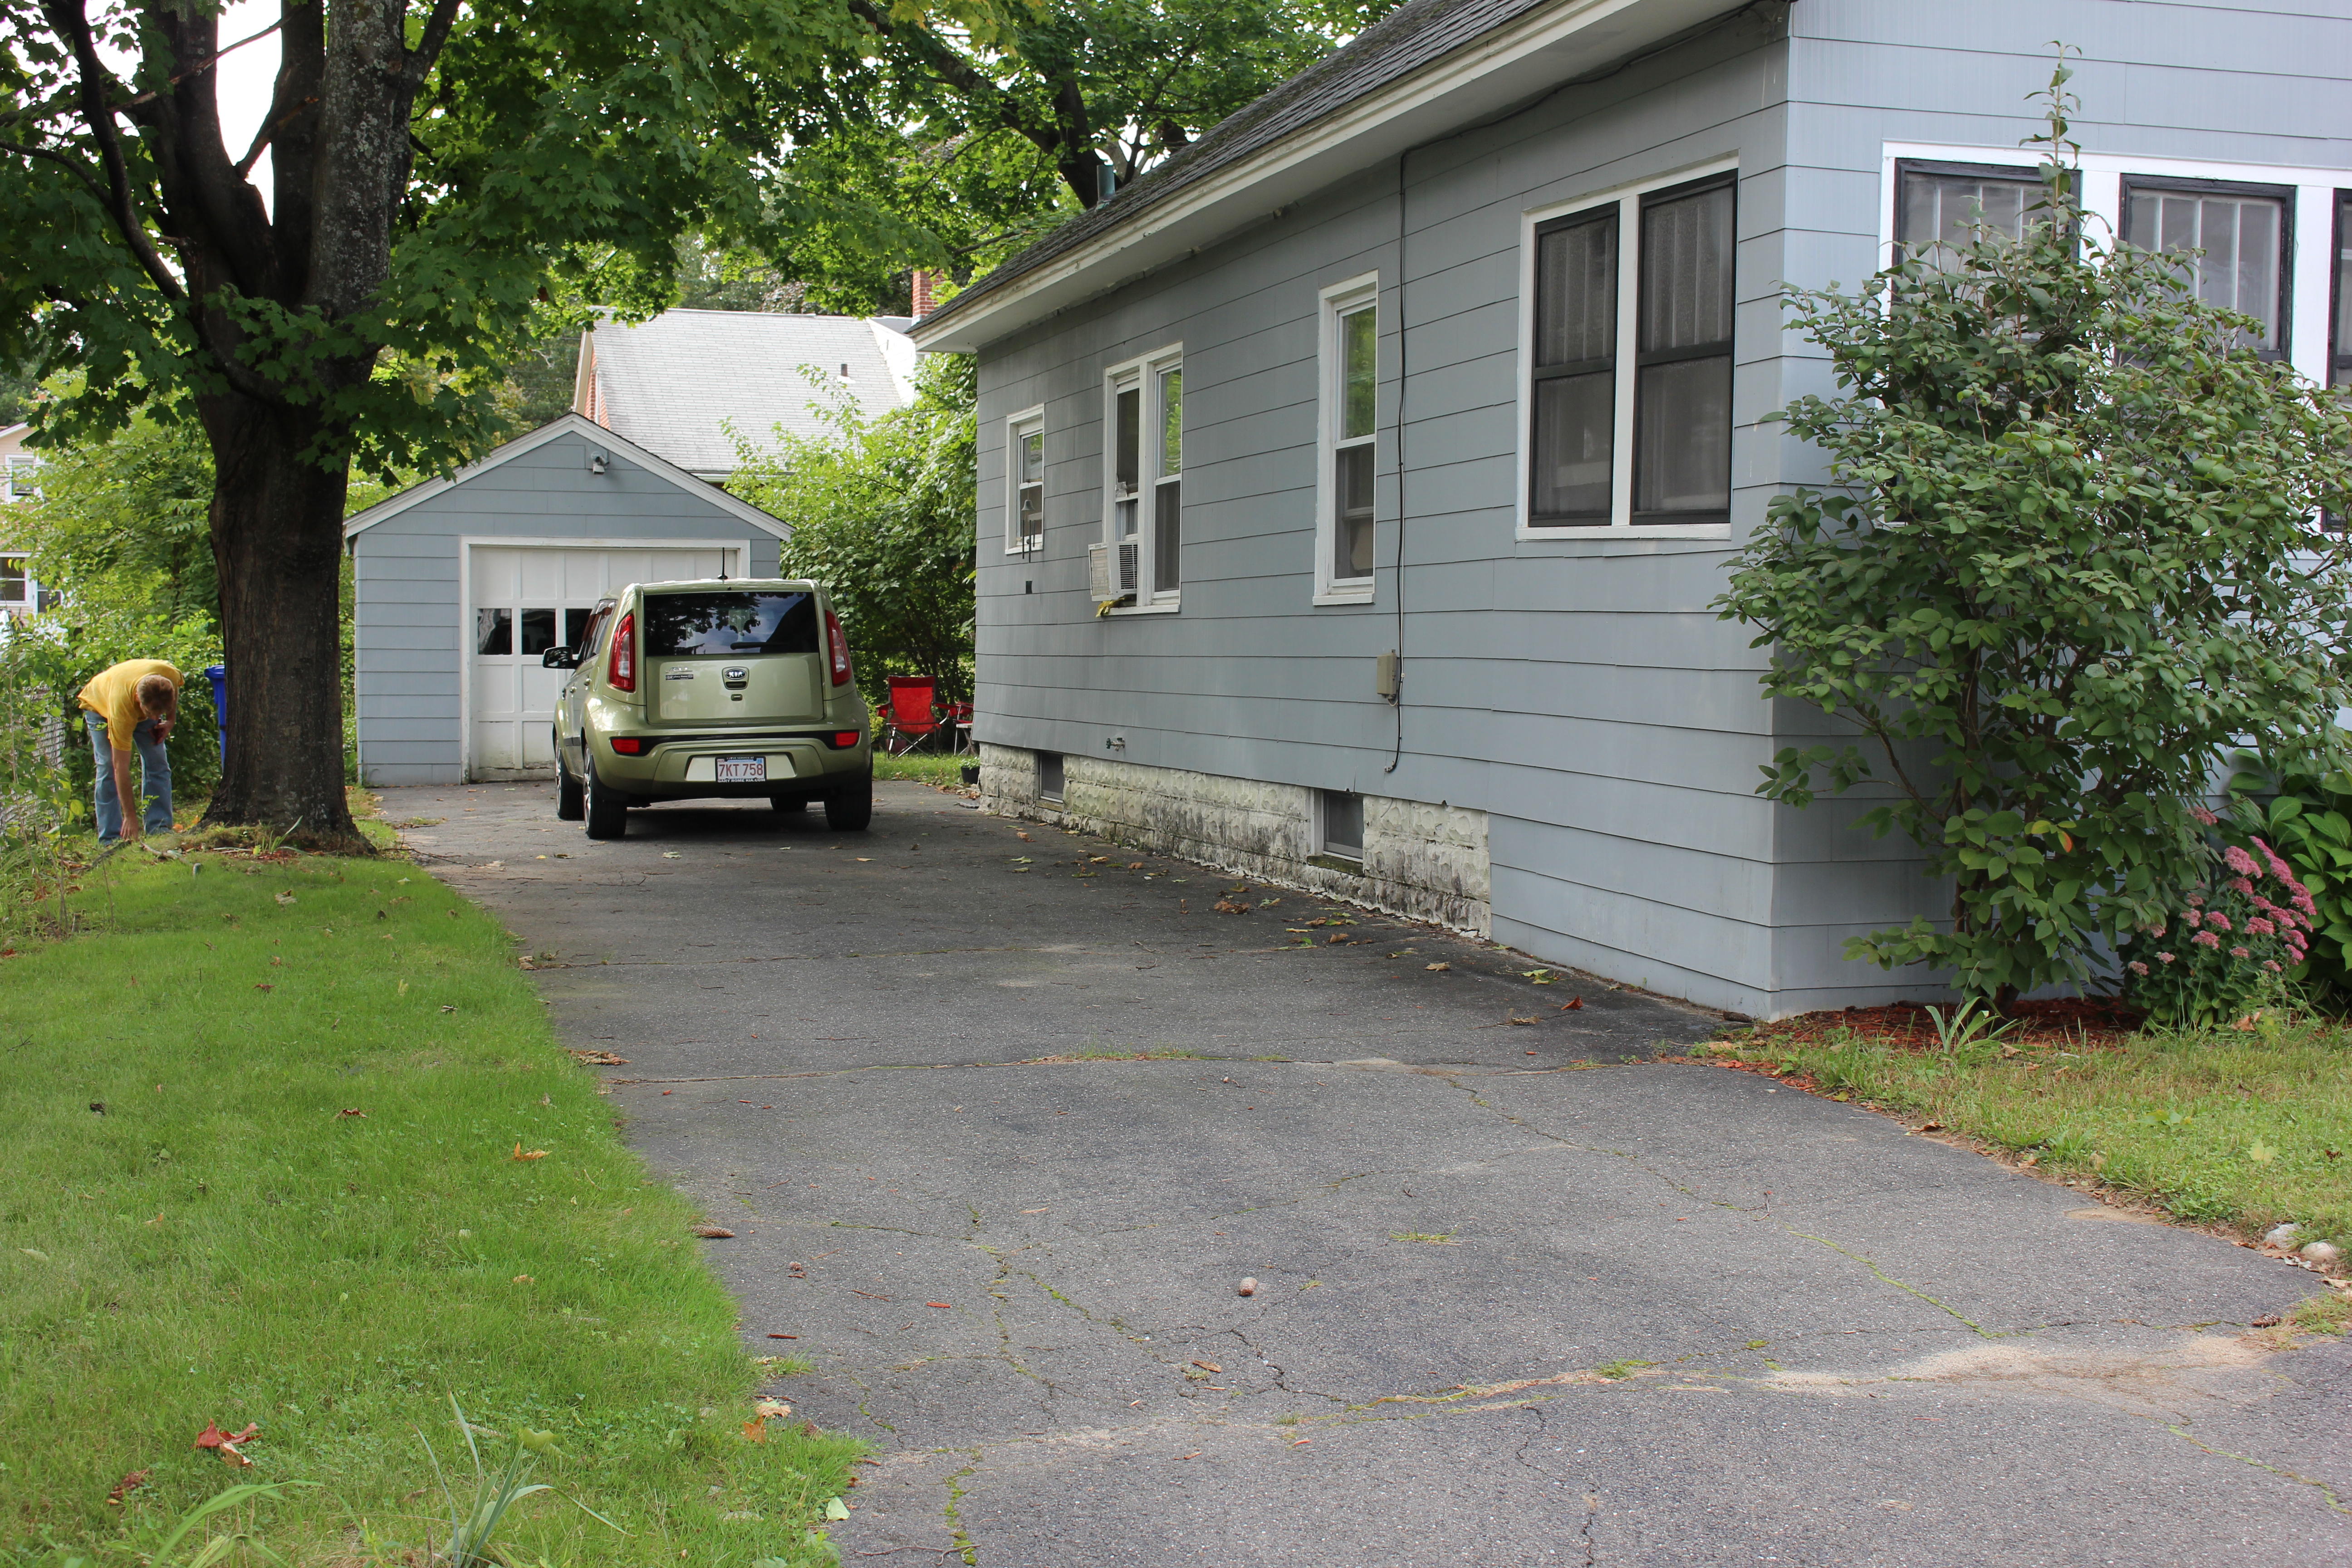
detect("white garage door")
[468,543,737,779]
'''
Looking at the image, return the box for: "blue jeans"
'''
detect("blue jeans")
[86,713,173,840]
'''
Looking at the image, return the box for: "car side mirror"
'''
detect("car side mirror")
[541,647,578,669]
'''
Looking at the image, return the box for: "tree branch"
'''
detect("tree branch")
[236,96,318,177]
[401,0,466,92]
[34,0,187,301]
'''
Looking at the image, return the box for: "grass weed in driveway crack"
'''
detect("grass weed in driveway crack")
[395,781,2352,1566]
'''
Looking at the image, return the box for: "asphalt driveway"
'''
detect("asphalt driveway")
[394,780,2350,1567]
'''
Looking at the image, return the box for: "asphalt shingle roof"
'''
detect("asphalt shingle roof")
[586,310,913,475]
[919,0,1558,332]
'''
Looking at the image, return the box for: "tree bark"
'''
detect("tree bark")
[198,394,355,837]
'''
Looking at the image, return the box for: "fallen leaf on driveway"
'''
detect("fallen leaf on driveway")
[1291,1438,1311,1447]
[1562,997,1583,1010]
[1214,900,1251,914]
[1191,1360,1222,1373]
[568,1049,629,1065]
[1507,1016,1538,1026]
[851,1289,888,1299]
[689,1224,736,1238]
[926,1301,952,1309]
[1425,963,1449,972]
[755,1398,792,1419]
[662,851,681,859]
[823,1498,851,1521]
[2253,1313,2283,1328]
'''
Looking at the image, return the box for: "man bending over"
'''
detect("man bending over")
[77,658,182,842]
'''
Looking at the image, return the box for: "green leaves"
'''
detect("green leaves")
[1718,66,2352,1006]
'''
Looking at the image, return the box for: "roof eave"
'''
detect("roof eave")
[911,0,1743,355]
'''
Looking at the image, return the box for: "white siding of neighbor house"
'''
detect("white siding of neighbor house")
[349,428,780,786]
[964,0,2352,1018]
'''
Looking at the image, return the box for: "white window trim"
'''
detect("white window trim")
[1004,404,1045,555]
[1101,343,1183,614]
[1314,272,1382,605]
[1880,142,2350,389]
[1514,156,1740,542]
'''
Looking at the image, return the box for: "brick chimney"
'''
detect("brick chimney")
[910,269,937,319]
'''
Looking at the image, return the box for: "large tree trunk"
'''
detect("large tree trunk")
[199,395,358,839]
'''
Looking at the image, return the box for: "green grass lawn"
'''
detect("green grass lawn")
[1697,1024,2352,1248]
[0,847,858,1566]
[870,750,973,788]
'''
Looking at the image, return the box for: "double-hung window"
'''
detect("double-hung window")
[1317,274,1379,600]
[1007,410,1044,553]
[1102,348,1182,607]
[0,555,27,608]
[2123,176,2293,359]
[1525,168,1735,534]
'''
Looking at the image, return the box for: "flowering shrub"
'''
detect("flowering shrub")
[2124,830,2315,1028]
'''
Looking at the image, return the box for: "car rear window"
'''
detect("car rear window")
[641,591,818,656]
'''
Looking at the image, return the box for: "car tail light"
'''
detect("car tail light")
[610,736,646,755]
[608,611,636,691]
[830,730,862,749]
[824,608,852,686]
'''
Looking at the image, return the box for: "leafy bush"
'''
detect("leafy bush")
[729,356,976,708]
[1714,67,2352,1009]
[2122,833,2314,1027]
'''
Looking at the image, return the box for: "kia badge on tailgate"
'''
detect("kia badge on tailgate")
[722,666,749,681]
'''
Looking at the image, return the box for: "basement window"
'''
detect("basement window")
[1037,750,1065,804]
[1318,790,1364,863]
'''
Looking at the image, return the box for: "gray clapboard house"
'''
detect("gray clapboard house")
[344,415,786,785]
[917,0,2352,1019]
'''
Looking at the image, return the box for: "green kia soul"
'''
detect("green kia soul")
[544,579,873,839]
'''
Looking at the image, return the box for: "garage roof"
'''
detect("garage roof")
[342,414,790,542]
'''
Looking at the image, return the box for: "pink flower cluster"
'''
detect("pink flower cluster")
[2129,833,2316,1023]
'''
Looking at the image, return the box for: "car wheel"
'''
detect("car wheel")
[555,733,584,822]
[823,774,873,832]
[769,793,807,813]
[584,756,628,840]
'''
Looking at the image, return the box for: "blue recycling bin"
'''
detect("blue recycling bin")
[203,664,227,763]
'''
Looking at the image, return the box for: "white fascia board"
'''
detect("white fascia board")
[911,0,1741,354]
[869,319,919,405]
[342,413,790,542]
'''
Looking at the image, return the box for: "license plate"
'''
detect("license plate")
[714,755,767,783]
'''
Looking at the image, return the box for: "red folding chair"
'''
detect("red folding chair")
[947,701,976,755]
[882,676,945,755]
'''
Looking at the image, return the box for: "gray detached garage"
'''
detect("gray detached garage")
[345,414,788,784]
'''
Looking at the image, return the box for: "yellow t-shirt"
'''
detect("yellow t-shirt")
[76,660,183,752]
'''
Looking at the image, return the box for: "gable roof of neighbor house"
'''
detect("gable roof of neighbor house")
[575,309,917,477]
[341,413,790,542]
[911,0,1747,353]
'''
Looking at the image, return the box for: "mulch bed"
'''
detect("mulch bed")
[1737,996,2146,1054]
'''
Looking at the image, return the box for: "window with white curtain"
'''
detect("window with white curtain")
[2123,176,2293,358]
[1525,167,1735,532]
[1895,160,2046,268]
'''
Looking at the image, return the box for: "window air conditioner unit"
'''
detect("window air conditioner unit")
[1088,541,1141,604]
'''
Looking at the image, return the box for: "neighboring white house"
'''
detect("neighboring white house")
[573,309,918,480]
[0,421,49,630]
[343,414,790,785]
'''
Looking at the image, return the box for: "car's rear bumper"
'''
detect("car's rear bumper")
[593,730,868,797]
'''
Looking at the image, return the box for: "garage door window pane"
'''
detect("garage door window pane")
[475,607,512,656]
[520,608,558,657]
[644,591,819,656]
